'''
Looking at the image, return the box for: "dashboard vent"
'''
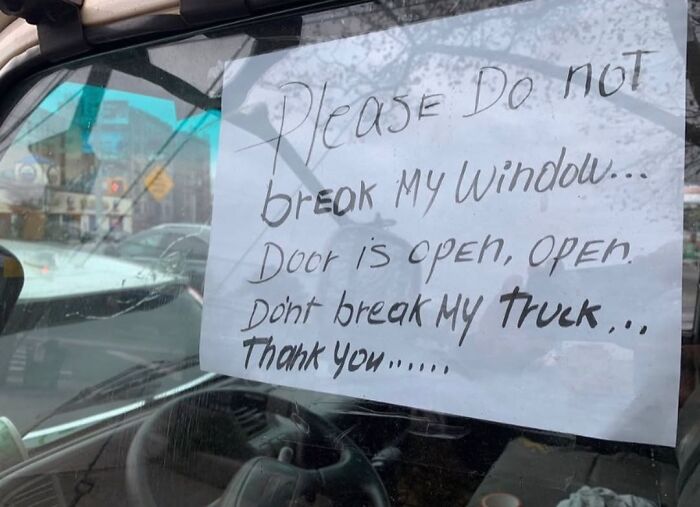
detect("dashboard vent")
[230,405,267,437]
[1,475,65,507]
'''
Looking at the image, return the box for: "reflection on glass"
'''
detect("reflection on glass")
[0,1,697,507]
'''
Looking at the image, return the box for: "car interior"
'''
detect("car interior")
[0,1,698,506]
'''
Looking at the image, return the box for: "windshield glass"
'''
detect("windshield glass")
[0,1,699,506]
[1,283,203,433]
[0,51,218,440]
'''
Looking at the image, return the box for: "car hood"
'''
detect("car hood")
[2,240,186,302]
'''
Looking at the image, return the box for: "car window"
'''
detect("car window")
[0,1,698,507]
[167,235,208,261]
[118,231,168,257]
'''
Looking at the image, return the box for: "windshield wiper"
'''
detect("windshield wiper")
[25,354,200,436]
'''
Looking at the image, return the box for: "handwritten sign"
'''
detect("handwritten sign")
[201,0,687,445]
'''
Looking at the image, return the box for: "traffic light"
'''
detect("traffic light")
[106,178,126,196]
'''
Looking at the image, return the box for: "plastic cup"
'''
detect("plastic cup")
[0,416,27,471]
[480,492,523,507]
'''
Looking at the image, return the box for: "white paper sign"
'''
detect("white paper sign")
[201,0,687,446]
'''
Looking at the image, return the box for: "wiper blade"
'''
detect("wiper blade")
[25,354,199,435]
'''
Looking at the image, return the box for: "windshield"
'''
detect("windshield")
[1,283,203,433]
[0,1,699,506]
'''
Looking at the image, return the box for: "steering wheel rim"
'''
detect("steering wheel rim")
[125,387,390,507]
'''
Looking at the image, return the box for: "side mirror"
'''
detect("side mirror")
[0,246,23,335]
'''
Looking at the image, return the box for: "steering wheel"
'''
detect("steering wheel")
[125,388,390,507]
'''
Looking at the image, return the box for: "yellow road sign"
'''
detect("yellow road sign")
[144,166,174,202]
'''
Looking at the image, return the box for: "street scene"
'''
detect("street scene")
[0,80,213,256]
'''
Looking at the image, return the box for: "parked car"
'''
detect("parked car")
[105,224,210,293]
